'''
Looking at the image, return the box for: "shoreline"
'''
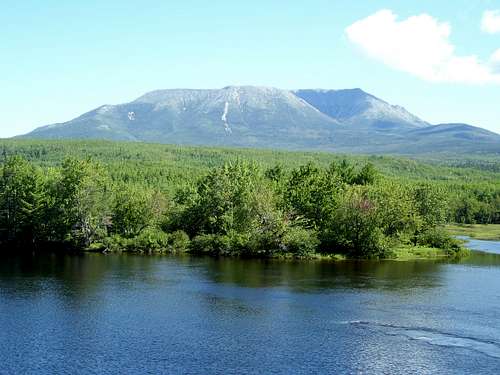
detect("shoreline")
[445,224,500,241]
[81,244,462,261]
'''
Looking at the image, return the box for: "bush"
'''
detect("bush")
[416,228,461,252]
[103,234,132,252]
[189,231,263,256]
[190,234,228,256]
[281,227,319,257]
[134,228,170,252]
[168,230,190,253]
[104,229,170,253]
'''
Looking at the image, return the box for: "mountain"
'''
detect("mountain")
[294,88,428,130]
[27,86,339,149]
[21,86,500,155]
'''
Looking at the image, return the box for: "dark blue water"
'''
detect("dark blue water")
[1,240,500,374]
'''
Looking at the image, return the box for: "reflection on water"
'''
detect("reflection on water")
[1,245,500,374]
[0,253,449,296]
[199,257,447,291]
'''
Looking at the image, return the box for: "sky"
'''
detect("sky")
[1,0,500,137]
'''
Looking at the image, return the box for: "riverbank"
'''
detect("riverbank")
[84,242,465,261]
[445,224,500,241]
[0,240,465,261]
[391,246,449,261]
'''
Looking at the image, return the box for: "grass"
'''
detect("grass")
[246,249,447,261]
[445,224,500,241]
[271,253,347,261]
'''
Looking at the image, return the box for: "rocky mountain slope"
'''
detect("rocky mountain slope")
[22,86,500,155]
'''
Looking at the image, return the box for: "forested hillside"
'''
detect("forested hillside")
[0,139,498,258]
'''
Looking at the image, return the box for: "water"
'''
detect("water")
[457,236,500,255]
[1,240,500,374]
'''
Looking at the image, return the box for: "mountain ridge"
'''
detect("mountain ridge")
[21,86,500,155]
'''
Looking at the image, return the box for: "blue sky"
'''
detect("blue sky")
[1,0,500,137]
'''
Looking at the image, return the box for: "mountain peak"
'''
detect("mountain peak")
[294,88,427,128]
[20,85,500,155]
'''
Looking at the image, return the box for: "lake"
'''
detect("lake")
[1,240,500,374]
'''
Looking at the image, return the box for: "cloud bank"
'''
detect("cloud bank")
[346,10,500,84]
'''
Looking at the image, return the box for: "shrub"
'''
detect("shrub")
[104,229,170,253]
[190,234,228,256]
[189,232,259,257]
[416,228,461,252]
[104,229,188,253]
[103,234,132,252]
[168,230,190,253]
[132,228,170,252]
[281,227,319,257]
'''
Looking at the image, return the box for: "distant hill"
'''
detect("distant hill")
[21,86,500,155]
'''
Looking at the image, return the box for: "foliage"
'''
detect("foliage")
[412,184,448,229]
[415,228,461,253]
[281,227,319,257]
[168,230,190,253]
[319,187,390,258]
[104,228,170,253]
[112,185,167,238]
[368,182,422,241]
[51,158,112,247]
[0,139,487,258]
[0,156,46,246]
[284,162,342,229]
[173,161,262,236]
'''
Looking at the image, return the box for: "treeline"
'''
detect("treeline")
[1,140,499,226]
[449,186,500,224]
[0,155,463,258]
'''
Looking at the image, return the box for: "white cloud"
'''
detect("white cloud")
[481,10,500,34]
[491,48,500,72]
[345,10,500,84]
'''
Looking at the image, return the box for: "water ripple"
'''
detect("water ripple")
[350,321,500,359]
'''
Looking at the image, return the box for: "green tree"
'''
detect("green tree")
[112,185,167,238]
[50,158,111,247]
[176,161,261,236]
[284,162,342,229]
[320,187,389,258]
[0,156,47,246]
[413,184,447,229]
[329,159,356,184]
[453,195,481,224]
[353,162,378,185]
[368,181,422,241]
[174,161,288,256]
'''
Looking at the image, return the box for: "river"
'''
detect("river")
[1,239,500,374]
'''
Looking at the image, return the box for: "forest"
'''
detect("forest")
[0,139,499,259]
